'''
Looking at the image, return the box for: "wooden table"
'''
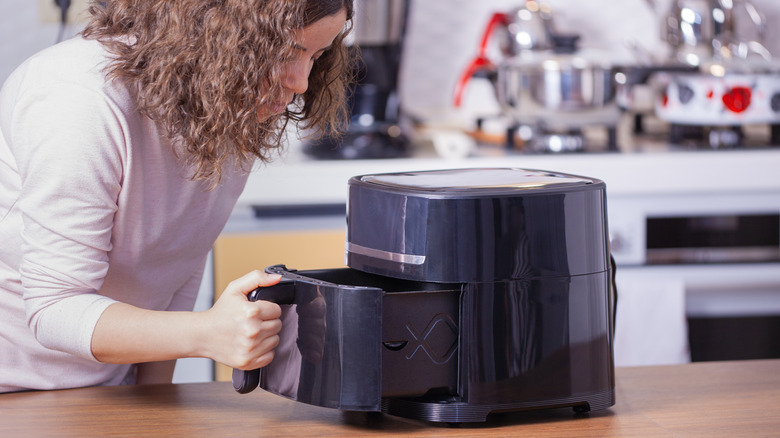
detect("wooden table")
[1,360,779,437]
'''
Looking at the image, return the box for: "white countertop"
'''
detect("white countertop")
[237,147,780,208]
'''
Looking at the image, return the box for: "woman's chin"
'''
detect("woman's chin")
[257,105,287,122]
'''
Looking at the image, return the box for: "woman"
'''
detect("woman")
[0,0,354,392]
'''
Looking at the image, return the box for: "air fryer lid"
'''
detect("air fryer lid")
[357,167,594,191]
[346,167,609,283]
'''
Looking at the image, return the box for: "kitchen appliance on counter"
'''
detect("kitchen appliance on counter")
[303,0,410,160]
[621,0,780,148]
[654,59,780,148]
[232,167,616,423]
[454,1,621,153]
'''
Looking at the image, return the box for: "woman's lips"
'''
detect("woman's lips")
[257,95,292,121]
[273,94,295,114]
[270,100,288,114]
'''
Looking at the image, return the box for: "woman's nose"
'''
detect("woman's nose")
[281,61,310,95]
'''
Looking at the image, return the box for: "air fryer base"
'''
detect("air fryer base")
[381,388,616,423]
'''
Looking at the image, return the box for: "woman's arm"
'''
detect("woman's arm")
[91,270,283,370]
[135,360,177,385]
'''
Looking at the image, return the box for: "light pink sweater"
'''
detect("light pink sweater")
[0,37,249,392]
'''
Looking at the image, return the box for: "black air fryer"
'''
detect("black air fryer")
[233,167,616,423]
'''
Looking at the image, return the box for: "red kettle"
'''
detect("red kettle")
[454,1,555,106]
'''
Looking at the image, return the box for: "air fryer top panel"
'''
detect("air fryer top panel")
[347,168,610,283]
[358,168,596,196]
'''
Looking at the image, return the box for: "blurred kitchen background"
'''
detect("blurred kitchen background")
[3,0,780,381]
[4,0,780,149]
[6,0,780,134]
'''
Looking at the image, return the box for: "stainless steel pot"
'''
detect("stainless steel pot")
[455,2,619,126]
[649,0,767,66]
[500,1,555,54]
[496,47,617,122]
[453,2,555,107]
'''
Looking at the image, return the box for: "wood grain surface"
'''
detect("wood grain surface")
[1,360,778,437]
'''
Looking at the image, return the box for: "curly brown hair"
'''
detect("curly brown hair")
[81,0,355,184]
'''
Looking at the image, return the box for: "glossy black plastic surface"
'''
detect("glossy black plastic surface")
[383,271,616,422]
[236,168,616,422]
[239,265,615,422]
[347,168,608,282]
[250,267,384,411]
[460,273,614,405]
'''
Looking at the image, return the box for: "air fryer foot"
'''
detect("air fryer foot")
[573,404,591,414]
[381,388,614,423]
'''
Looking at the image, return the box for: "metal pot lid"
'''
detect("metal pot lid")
[355,168,597,196]
[503,2,556,52]
[500,48,614,72]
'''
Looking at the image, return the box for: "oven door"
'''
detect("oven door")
[686,266,780,361]
[609,190,780,366]
[614,263,780,365]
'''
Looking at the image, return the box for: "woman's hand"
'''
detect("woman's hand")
[200,270,283,370]
[91,270,283,371]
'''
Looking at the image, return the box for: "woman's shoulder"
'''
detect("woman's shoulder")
[8,37,120,97]
[3,36,138,123]
[22,37,105,72]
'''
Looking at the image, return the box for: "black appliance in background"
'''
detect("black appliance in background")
[233,168,617,423]
[303,0,410,159]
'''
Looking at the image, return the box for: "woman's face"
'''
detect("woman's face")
[257,8,348,122]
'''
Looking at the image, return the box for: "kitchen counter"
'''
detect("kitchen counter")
[237,147,780,208]
[1,360,779,436]
[212,147,780,372]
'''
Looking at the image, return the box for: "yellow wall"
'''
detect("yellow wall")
[211,229,346,381]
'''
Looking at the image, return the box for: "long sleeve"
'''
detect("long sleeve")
[166,255,208,312]
[10,56,126,360]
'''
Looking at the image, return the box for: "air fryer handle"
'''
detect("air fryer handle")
[232,277,295,394]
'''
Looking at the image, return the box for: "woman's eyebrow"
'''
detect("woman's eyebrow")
[292,42,333,54]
